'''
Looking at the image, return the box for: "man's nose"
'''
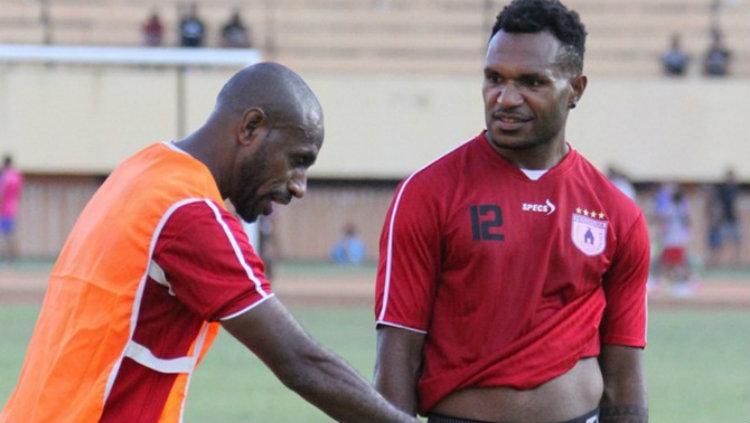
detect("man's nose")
[288,170,307,199]
[496,82,523,108]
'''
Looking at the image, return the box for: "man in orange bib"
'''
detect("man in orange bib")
[1,63,417,423]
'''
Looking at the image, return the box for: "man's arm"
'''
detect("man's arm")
[598,345,648,423]
[221,297,418,423]
[373,326,426,416]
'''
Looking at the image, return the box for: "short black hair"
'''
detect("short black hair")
[491,0,587,74]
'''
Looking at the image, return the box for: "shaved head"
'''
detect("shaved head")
[216,62,323,138]
[177,62,324,222]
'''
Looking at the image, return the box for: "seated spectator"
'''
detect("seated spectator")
[661,33,689,76]
[179,3,206,47]
[142,11,164,47]
[703,27,731,76]
[221,9,252,48]
[330,224,366,265]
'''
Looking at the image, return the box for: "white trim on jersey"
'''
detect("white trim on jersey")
[123,341,195,374]
[104,197,205,401]
[148,260,175,296]
[163,140,190,156]
[105,197,270,404]
[377,140,470,325]
[176,322,211,423]
[219,293,275,321]
[203,199,270,298]
[375,320,428,335]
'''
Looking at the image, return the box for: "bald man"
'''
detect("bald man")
[0,63,417,423]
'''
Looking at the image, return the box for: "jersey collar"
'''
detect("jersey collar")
[476,131,578,182]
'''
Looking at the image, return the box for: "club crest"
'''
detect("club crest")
[571,209,608,256]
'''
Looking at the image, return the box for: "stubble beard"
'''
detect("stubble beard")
[234,153,269,223]
[487,129,553,152]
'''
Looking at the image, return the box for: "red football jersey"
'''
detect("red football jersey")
[375,132,649,413]
[102,200,272,422]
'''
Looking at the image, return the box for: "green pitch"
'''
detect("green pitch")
[1,305,748,422]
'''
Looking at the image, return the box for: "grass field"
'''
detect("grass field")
[1,304,748,422]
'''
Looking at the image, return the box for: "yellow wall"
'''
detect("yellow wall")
[1,64,749,181]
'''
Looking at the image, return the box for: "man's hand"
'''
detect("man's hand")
[222,297,418,423]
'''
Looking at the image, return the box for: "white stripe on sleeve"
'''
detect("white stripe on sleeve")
[203,199,270,298]
[376,141,468,326]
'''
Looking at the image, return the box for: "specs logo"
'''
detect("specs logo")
[522,199,556,215]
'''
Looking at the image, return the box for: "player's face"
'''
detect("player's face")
[233,127,322,222]
[483,30,583,152]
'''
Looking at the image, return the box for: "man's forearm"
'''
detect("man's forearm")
[287,349,416,423]
[598,346,648,423]
[373,366,420,416]
[222,299,416,423]
[599,405,648,423]
[373,327,426,416]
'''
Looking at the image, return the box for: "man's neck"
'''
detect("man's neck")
[174,131,229,198]
[486,133,569,170]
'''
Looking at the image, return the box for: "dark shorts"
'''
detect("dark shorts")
[427,408,599,423]
[0,217,14,235]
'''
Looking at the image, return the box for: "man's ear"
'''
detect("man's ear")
[569,74,588,108]
[238,107,268,146]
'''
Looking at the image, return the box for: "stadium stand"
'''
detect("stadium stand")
[0,0,749,76]
[2,0,750,261]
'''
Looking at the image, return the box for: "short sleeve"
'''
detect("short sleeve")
[153,200,273,322]
[375,176,441,333]
[600,213,650,347]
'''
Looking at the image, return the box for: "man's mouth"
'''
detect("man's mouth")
[262,201,274,216]
[493,114,532,131]
[270,194,292,206]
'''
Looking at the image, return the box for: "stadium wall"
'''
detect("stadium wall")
[2,65,749,180]
[3,66,749,261]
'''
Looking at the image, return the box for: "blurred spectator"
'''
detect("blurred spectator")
[142,11,164,47]
[661,33,690,76]
[330,224,365,265]
[221,9,252,48]
[658,188,695,295]
[707,168,742,266]
[703,27,731,76]
[650,182,676,289]
[654,182,676,220]
[1,154,23,262]
[179,3,206,47]
[607,165,636,200]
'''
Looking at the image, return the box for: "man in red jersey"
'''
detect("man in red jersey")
[1,63,418,423]
[373,1,649,423]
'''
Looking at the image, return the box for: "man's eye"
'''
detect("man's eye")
[525,78,544,87]
[291,157,308,167]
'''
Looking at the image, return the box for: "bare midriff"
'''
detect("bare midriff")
[430,357,603,423]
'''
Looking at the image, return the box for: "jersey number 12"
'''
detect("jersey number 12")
[470,204,504,242]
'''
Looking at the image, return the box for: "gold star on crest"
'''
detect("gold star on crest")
[576,207,582,214]
[583,209,589,217]
[598,212,605,219]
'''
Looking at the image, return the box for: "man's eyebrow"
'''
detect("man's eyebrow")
[483,67,550,79]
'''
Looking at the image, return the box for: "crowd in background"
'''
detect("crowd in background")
[661,0,735,77]
[608,167,744,297]
[141,3,252,49]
